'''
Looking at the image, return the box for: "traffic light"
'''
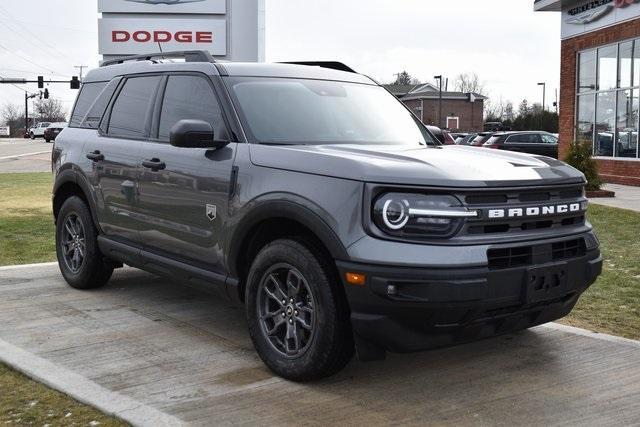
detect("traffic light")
[70,76,80,89]
[37,76,44,89]
[44,89,49,99]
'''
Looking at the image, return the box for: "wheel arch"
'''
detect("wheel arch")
[53,168,101,231]
[227,200,350,300]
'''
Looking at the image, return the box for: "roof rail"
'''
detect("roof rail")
[279,61,357,74]
[101,50,215,67]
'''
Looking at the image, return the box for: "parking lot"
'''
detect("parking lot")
[0,138,52,173]
[1,263,639,426]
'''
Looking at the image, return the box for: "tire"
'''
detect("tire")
[45,138,50,143]
[30,132,35,140]
[56,196,113,289]
[246,238,354,381]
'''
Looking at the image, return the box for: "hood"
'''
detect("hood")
[249,144,585,188]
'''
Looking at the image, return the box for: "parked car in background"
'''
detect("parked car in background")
[484,122,504,132]
[29,122,51,139]
[44,122,68,143]
[483,131,559,158]
[455,133,477,145]
[468,132,494,146]
[426,126,455,145]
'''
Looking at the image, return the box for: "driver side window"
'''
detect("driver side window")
[158,75,228,142]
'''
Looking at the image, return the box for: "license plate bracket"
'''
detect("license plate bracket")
[525,263,568,304]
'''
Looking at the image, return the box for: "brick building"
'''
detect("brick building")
[384,83,486,132]
[536,0,640,185]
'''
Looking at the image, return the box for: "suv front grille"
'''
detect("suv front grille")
[459,185,586,237]
[488,238,586,270]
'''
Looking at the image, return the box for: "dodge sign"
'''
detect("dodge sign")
[98,16,227,55]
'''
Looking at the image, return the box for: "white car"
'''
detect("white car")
[29,122,51,139]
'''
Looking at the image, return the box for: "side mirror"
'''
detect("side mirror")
[169,119,228,149]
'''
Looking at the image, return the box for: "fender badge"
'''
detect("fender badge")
[206,204,217,221]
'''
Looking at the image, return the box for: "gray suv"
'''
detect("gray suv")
[52,51,602,381]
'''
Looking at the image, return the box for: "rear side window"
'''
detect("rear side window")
[541,134,558,144]
[81,79,120,129]
[508,134,541,143]
[69,82,108,127]
[158,75,227,141]
[108,76,161,138]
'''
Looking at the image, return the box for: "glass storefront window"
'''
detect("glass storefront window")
[616,89,639,158]
[577,94,595,145]
[578,38,640,159]
[595,91,616,157]
[598,45,618,91]
[578,50,597,93]
[619,41,633,89]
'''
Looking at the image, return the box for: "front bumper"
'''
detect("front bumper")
[338,234,602,357]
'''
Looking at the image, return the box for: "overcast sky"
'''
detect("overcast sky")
[0,0,561,119]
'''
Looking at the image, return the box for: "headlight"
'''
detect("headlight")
[372,193,476,239]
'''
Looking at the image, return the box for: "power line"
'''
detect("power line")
[0,4,76,63]
[0,42,60,75]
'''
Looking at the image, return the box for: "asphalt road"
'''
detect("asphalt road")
[0,138,53,173]
[0,263,639,426]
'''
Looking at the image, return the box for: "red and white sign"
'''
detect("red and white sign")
[99,16,226,55]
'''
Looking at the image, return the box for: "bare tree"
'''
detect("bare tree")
[1,103,26,137]
[392,70,421,86]
[34,99,67,122]
[484,97,506,121]
[454,73,485,95]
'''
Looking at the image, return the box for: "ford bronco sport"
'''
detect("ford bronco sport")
[52,51,602,381]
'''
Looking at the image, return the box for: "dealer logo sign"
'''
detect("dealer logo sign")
[567,0,640,25]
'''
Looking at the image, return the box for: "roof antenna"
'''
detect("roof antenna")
[157,42,166,61]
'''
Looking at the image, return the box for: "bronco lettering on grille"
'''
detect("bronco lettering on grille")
[487,203,583,219]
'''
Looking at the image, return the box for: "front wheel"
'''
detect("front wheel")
[246,239,354,381]
[56,196,113,289]
[30,132,35,140]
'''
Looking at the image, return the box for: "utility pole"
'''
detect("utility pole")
[538,82,546,111]
[74,66,87,82]
[434,75,443,128]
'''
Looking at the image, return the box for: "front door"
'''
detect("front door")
[92,75,162,245]
[136,74,235,273]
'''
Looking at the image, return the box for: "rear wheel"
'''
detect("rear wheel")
[56,196,113,289]
[246,239,354,381]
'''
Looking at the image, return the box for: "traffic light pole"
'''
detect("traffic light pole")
[0,75,81,137]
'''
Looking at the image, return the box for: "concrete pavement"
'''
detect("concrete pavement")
[0,138,52,173]
[1,263,639,426]
[590,183,640,213]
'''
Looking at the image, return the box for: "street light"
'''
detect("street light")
[434,75,443,128]
[537,82,546,111]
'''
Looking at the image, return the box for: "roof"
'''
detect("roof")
[383,84,418,96]
[401,90,487,101]
[85,60,376,85]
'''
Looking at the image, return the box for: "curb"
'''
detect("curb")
[0,338,186,427]
[0,262,58,271]
[540,322,640,347]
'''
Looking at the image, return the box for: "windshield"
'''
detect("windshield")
[227,77,437,146]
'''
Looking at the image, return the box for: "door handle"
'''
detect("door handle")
[86,150,104,162]
[142,158,166,171]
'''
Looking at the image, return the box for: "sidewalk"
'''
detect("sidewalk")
[590,184,640,213]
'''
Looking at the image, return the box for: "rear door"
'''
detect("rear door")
[89,75,163,245]
[136,73,236,273]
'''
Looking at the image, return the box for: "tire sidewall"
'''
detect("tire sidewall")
[55,196,103,288]
[246,240,342,378]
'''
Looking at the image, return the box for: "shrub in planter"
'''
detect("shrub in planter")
[564,140,602,191]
